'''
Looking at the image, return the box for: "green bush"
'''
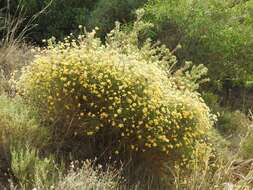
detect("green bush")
[0,95,54,189]
[202,92,220,112]
[17,15,214,183]
[239,112,253,159]
[4,0,145,42]
[215,110,251,154]
[216,110,250,137]
[3,0,95,42]
[11,147,61,190]
[89,0,146,36]
[240,128,253,159]
[144,0,253,89]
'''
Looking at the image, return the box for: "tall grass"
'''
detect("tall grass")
[0,0,52,46]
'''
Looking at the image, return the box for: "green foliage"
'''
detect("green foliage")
[0,95,55,189]
[0,95,50,149]
[89,0,146,36]
[0,96,119,190]
[144,0,253,88]
[202,92,220,111]
[216,110,250,136]
[171,61,209,91]
[11,146,61,190]
[4,0,145,42]
[13,0,95,42]
[239,112,253,159]
[17,15,213,183]
[240,126,253,159]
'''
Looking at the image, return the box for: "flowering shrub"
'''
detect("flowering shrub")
[17,12,214,177]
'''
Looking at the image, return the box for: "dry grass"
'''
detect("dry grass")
[0,0,52,95]
[54,160,122,190]
[0,44,34,94]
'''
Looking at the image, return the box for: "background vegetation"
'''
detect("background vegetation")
[0,0,253,189]
[0,0,146,41]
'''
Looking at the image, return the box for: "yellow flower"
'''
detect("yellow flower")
[117,109,122,114]
[87,131,94,136]
[100,112,109,118]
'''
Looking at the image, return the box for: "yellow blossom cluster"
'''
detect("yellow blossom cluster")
[17,26,213,165]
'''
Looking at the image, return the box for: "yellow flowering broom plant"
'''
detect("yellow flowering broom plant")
[16,10,215,181]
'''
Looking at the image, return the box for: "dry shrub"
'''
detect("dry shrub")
[55,160,121,190]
